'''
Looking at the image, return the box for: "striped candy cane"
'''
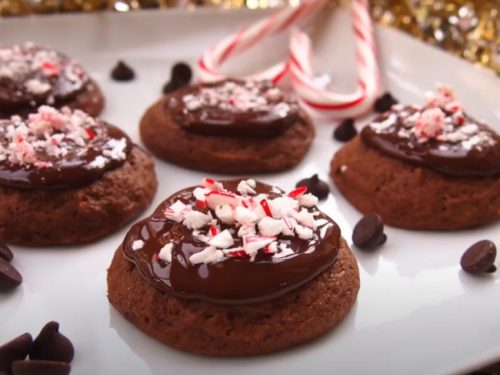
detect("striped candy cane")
[289,0,379,118]
[197,0,380,119]
[197,0,327,83]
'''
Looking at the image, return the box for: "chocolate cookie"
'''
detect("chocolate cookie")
[0,43,104,118]
[108,179,359,355]
[140,80,315,174]
[0,106,157,246]
[331,85,500,230]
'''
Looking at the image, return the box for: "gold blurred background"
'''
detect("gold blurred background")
[0,0,498,74]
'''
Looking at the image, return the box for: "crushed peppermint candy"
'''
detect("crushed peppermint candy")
[139,179,334,266]
[0,105,128,170]
[368,84,497,152]
[0,43,88,102]
[181,80,294,117]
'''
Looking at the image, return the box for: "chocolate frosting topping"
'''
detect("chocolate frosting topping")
[361,85,500,178]
[167,80,301,137]
[122,179,340,305]
[0,43,89,117]
[0,106,131,190]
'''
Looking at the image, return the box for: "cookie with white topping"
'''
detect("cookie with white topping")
[0,106,157,246]
[0,43,104,119]
[140,79,315,174]
[107,178,359,355]
[331,84,500,230]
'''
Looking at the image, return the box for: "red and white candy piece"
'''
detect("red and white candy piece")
[197,0,379,119]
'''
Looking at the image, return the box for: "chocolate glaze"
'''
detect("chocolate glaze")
[361,107,500,178]
[0,122,131,190]
[122,180,340,305]
[167,80,301,137]
[0,44,89,117]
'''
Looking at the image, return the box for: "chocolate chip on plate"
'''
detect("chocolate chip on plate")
[11,359,71,375]
[0,333,33,372]
[162,62,192,94]
[110,61,135,81]
[295,174,330,200]
[0,241,13,262]
[0,258,22,289]
[460,240,496,275]
[374,92,398,113]
[352,213,387,249]
[30,322,74,363]
[333,119,357,142]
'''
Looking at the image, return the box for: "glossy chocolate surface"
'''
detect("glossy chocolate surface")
[0,111,131,190]
[361,106,500,178]
[0,43,89,117]
[122,180,340,305]
[167,80,301,137]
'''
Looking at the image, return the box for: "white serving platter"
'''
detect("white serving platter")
[0,7,499,375]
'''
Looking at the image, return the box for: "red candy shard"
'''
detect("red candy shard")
[288,186,308,198]
[227,249,248,258]
[85,128,95,140]
[209,224,218,236]
[195,200,207,209]
[260,199,273,217]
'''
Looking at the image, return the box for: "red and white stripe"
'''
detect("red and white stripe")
[197,0,326,83]
[197,0,379,119]
[289,0,379,118]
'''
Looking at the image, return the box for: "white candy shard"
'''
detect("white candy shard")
[215,204,235,225]
[298,193,318,208]
[208,229,234,249]
[164,200,187,222]
[131,240,145,251]
[206,191,238,209]
[183,210,211,229]
[237,179,256,195]
[292,208,316,229]
[258,216,285,237]
[158,243,173,262]
[243,235,276,255]
[295,224,314,240]
[237,223,256,237]
[189,246,225,265]
[234,206,258,225]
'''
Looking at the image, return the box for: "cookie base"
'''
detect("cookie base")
[107,238,359,356]
[139,97,315,174]
[331,136,500,230]
[0,146,157,246]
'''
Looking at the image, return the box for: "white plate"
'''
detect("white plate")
[0,8,499,375]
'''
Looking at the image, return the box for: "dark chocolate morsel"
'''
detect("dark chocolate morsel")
[460,240,496,274]
[11,360,71,375]
[110,61,135,81]
[30,322,74,363]
[0,241,13,262]
[0,333,33,372]
[295,174,330,200]
[162,62,192,95]
[374,92,399,113]
[352,213,387,249]
[333,119,357,142]
[0,259,22,289]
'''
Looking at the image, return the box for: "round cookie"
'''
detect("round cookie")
[107,178,359,355]
[140,80,315,174]
[331,86,500,230]
[0,106,157,246]
[0,43,104,119]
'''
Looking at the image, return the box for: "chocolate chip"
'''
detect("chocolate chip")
[162,62,192,94]
[352,213,387,249]
[30,322,74,363]
[333,119,357,142]
[0,241,13,262]
[295,174,330,200]
[0,333,33,372]
[110,61,135,81]
[460,240,496,274]
[0,258,22,289]
[11,360,70,375]
[374,92,398,113]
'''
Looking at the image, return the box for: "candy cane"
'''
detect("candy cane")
[197,0,327,83]
[289,0,379,118]
[197,0,380,119]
